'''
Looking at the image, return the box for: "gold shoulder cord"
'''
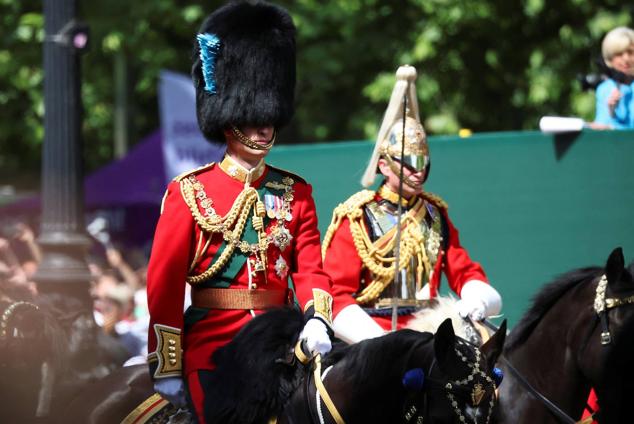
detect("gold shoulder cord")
[180,174,295,285]
[180,176,261,284]
[322,190,436,304]
[321,190,375,259]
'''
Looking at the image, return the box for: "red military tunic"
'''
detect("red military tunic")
[322,187,487,331]
[146,158,333,420]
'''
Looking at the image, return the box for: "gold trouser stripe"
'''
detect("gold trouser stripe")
[314,355,346,424]
[191,288,288,310]
[120,393,169,424]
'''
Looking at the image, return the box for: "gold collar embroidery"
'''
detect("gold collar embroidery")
[219,155,266,184]
[378,184,417,208]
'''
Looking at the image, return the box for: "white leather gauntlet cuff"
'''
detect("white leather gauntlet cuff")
[332,304,385,344]
[460,280,502,317]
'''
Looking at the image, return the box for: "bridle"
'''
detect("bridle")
[593,273,634,345]
[0,300,40,341]
[0,300,55,418]
[402,339,497,424]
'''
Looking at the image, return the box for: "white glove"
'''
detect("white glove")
[456,297,487,321]
[457,280,502,321]
[299,318,332,356]
[154,377,187,408]
[332,304,385,344]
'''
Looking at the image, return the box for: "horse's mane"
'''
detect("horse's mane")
[505,266,603,352]
[325,329,434,388]
[203,307,306,423]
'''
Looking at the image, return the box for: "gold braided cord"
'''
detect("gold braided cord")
[352,216,432,303]
[181,176,256,232]
[321,190,375,259]
[180,179,260,284]
[180,174,295,284]
[189,232,206,273]
[322,189,440,304]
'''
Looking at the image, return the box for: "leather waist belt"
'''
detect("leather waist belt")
[191,288,289,310]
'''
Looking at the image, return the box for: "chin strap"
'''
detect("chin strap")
[231,126,276,150]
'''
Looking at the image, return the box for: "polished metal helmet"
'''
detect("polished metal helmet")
[382,116,429,172]
[362,65,430,187]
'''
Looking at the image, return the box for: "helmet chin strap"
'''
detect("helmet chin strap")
[231,126,276,150]
[383,154,422,190]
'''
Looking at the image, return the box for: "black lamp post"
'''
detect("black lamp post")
[34,0,108,379]
[36,0,91,300]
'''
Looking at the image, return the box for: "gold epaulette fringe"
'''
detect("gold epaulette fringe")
[172,162,216,182]
[321,190,375,259]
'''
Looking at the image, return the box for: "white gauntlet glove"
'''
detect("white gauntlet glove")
[456,298,487,321]
[457,280,502,321]
[299,318,332,356]
[154,376,187,408]
[332,304,385,344]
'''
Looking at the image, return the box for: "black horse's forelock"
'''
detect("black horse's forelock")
[505,266,603,352]
[203,307,305,423]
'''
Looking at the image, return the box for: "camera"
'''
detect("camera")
[577,73,604,91]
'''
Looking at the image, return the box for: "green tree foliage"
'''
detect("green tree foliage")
[0,0,631,188]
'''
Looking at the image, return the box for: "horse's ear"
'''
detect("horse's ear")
[480,319,506,371]
[605,247,625,284]
[434,318,457,373]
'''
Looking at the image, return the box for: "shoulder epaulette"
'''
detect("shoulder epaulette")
[422,191,448,211]
[267,164,306,184]
[172,162,216,182]
[321,190,376,258]
[336,190,376,216]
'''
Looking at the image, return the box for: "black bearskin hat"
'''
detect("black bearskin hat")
[192,1,296,142]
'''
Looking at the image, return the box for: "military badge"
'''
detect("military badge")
[272,226,292,251]
[275,256,289,279]
[264,194,292,221]
[264,194,280,219]
[471,383,485,406]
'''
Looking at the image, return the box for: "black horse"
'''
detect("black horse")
[0,298,67,423]
[201,308,506,424]
[495,247,634,424]
[0,293,132,424]
[59,309,506,423]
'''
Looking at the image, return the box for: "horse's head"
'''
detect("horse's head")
[0,299,60,422]
[0,300,46,368]
[583,247,634,422]
[402,318,506,424]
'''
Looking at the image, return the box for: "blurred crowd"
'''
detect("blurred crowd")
[0,218,152,367]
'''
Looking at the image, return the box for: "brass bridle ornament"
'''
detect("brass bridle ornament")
[593,274,634,345]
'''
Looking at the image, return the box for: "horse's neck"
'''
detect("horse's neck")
[501,287,593,416]
[324,337,435,421]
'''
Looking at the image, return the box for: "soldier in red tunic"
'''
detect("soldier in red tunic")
[146,2,334,422]
[322,65,502,343]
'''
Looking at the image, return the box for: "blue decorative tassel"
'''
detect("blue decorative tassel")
[493,367,504,387]
[402,368,425,391]
[197,33,221,94]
